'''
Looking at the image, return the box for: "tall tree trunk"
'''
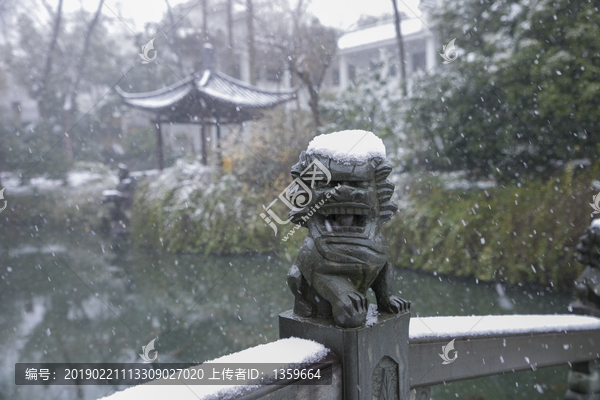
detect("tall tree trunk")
[308,95,321,127]
[226,0,235,76]
[391,0,407,96]
[202,0,208,42]
[246,0,256,84]
[38,0,64,124]
[62,108,73,161]
[165,0,185,76]
[155,122,164,171]
[200,123,208,166]
[61,0,103,162]
[296,70,321,127]
[67,0,103,101]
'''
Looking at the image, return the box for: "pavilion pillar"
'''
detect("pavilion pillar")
[155,121,164,171]
[216,120,222,168]
[339,54,349,90]
[200,123,208,166]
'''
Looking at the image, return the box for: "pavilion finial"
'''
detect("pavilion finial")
[202,43,214,71]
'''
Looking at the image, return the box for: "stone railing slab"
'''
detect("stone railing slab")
[408,314,600,388]
[99,337,341,400]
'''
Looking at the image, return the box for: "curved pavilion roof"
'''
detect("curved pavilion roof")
[116,70,298,124]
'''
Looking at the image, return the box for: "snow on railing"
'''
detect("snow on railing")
[408,314,600,390]
[99,315,600,399]
[99,337,331,400]
[409,314,600,339]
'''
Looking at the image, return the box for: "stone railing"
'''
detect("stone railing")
[100,312,600,400]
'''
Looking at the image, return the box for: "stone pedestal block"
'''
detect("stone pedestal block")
[280,306,410,400]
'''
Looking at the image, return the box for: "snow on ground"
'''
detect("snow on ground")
[410,314,600,339]
[0,170,109,195]
[1,167,161,196]
[1,173,64,195]
[67,171,103,187]
[420,170,496,191]
[443,178,496,190]
[130,169,160,178]
[99,337,329,400]
[307,130,386,164]
[8,244,67,258]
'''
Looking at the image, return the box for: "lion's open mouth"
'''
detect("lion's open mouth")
[318,203,370,233]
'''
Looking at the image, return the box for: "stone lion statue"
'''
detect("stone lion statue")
[570,220,600,317]
[286,130,409,328]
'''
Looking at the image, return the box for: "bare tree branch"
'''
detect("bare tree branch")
[39,0,56,19]
[246,0,255,84]
[262,0,337,127]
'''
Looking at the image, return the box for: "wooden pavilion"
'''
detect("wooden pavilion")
[116,58,297,170]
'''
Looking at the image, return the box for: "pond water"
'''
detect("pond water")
[0,229,574,400]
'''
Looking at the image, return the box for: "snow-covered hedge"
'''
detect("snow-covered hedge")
[130,159,302,255]
[384,162,598,288]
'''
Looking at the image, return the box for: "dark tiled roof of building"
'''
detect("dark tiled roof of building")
[116,70,297,124]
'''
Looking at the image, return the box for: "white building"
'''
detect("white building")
[0,66,39,131]
[324,16,438,92]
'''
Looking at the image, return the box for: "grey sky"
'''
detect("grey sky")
[60,0,422,32]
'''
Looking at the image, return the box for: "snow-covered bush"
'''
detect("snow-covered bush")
[130,158,301,255]
[384,162,598,288]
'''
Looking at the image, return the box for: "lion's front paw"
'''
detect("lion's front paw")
[332,291,369,328]
[378,295,410,314]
